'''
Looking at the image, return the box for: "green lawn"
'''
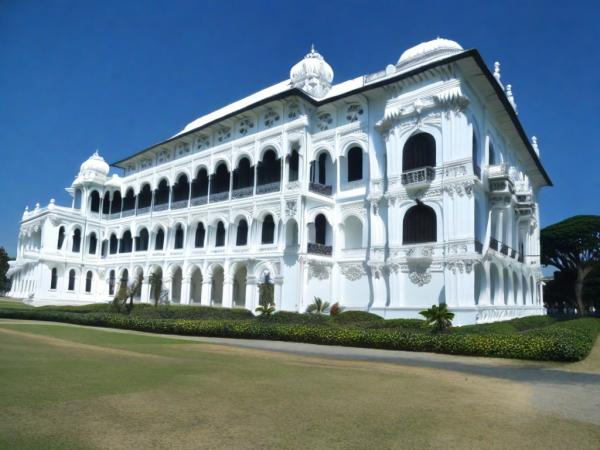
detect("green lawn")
[0,321,599,449]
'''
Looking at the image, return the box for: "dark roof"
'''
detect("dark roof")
[111,49,551,186]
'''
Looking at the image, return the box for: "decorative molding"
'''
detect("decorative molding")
[339,263,365,281]
[409,269,432,286]
[285,200,297,219]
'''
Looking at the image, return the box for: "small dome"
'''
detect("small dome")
[79,151,109,177]
[290,45,334,98]
[397,37,463,69]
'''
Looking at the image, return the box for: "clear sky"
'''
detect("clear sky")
[1,0,598,256]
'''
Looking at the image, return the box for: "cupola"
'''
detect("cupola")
[397,37,463,70]
[290,45,334,98]
[78,151,110,178]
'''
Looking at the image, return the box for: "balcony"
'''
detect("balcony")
[171,200,188,210]
[121,209,135,218]
[515,192,535,216]
[153,203,169,212]
[210,191,229,203]
[309,182,332,196]
[307,242,333,256]
[487,164,513,196]
[137,206,151,215]
[256,181,281,195]
[231,186,253,199]
[190,196,208,207]
[401,166,435,188]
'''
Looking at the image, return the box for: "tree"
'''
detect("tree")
[148,272,163,308]
[541,215,600,316]
[0,247,10,293]
[256,272,275,316]
[419,304,454,333]
[306,297,330,314]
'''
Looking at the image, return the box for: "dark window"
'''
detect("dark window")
[403,133,436,172]
[315,214,327,245]
[288,149,299,182]
[236,220,248,246]
[174,225,184,249]
[50,268,57,290]
[120,269,129,292]
[154,179,170,205]
[155,229,165,250]
[68,269,76,291]
[215,221,226,247]
[258,150,281,185]
[109,270,116,295]
[347,147,363,182]
[101,240,107,257]
[138,184,152,209]
[195,223,205,248]
[85,271,93,293]
[403,203,437,244]
[488,141,497,165]
[172,174,190,202]
[119,231,133,253]
[472,132,481,177]
[137,228,149,251]
[261,215,275,244]
[211,163,230,194]
[192,168,209,198]
[102,194,110,214]
[72,228,81,253]
[109,234,118,254]
[88,233,97,254]
[233,158,253,189]
[57,227,65,250]
[123,188,136,212]
[90,191,100,212]
[111,191,122,214]
[318,153,327,184]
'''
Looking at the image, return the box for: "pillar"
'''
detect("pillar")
[201,279,212,306]
[245,275,257,312]
[141,278,150,303]
[274,276,283,311]
[222,274,233,308]
[181,276,191,305]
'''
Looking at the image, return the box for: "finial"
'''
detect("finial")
[25,205,29,212]
[35,202,40,210]
[310,43,315,53]
[532,136,539,156]
[493,61,502,86]
[506,84,517,112]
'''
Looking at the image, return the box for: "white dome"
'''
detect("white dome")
[290,45,333,98]
[79,151,109,177]
[397,38,463,68]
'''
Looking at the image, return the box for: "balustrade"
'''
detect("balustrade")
[307,242,333,256]
[309,182,332,196]
[256,181,280,195]
[401,166,435,186]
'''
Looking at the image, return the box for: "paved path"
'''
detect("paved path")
[2,319,599,424]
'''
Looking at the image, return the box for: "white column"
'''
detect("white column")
[181,276,191,305]
[245,275,257,312]
[274,276,283,311]
[222,274,233,308]
[141,279,150,303]
[201,279,212,306]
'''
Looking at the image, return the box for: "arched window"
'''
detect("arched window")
[72,228,81,253]
[174,224,184,249]
[236,219,248,246]
[344,216,363,249]
[57,226,65,250]
[172,174,190,203]
[90,191,100,212]
[120,269,129,292]
[68,269,76,291]
[288,148,299,182]
[192,168,209,199]
[233,158,253,190]
[155,228,165,250]
[258,150,281,186]
[403,133,436,172]
[137,228,149,251]
[261,215,275,244]
[111,191,122,214]
[154,179,170,206]
[108,270,116,296]
[85,271,93,293]
[119,231,133,253]
[74,189,82,209]
[138,184,152,209]
[472,131,480,177]
[488,140,497,165]
[215,221,226,247]
[102,194,110,215]
[318,153,327,184]
[50,268,57,290]
[347,147,363,182]
[315,214,327,245]
[122,188,136,212]
[195,223,205,248]
[211,163,230,195]
[88,233,97,254]
[109,233,118,254]
[403,203,437,244]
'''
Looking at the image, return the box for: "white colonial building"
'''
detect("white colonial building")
[7,38,551,324]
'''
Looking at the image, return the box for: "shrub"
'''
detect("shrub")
[333,310,383,324]
[261,311,333,326]
[129,304,253,320]
[0,308,597,362]
[329,302,342,316]
[365,318,429,330]
[419,304,454,333]
[306,297,330,315]
[454,316,558,335]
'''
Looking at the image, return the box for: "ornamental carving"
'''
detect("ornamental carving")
[346,104,364,122]
[238,117,255,136]
[176,143,191,158]
[285,200,297,218]
[157,149,171,164]
[443,180,474,197]
[308,262,330,281]
[445,260,475,274]
[287,103,300,119]
[216,126,231,143]
[317,112,333,131]
[339,263,365,281]
[264,109,280,128]
[409,269,432,286]
[196,134,210,150]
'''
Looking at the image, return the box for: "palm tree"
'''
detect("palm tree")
[306,297,331,315]
[419,304,454,333]
[255,302,276,316]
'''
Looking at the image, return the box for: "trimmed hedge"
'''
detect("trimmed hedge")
[129,304,253,321]
[0,307,597,362]
[454,316,558,335]
[333,310,383,324]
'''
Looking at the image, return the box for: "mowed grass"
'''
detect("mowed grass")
[0,322,599,450]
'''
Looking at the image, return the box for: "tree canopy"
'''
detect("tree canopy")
[0,247,11,293]
[541,215,600,314]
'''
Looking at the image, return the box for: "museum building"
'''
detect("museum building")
[7,38,551,324]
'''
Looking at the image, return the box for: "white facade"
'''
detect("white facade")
[7,38,550,325]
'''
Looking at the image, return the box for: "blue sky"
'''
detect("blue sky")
[1,0,598,256]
